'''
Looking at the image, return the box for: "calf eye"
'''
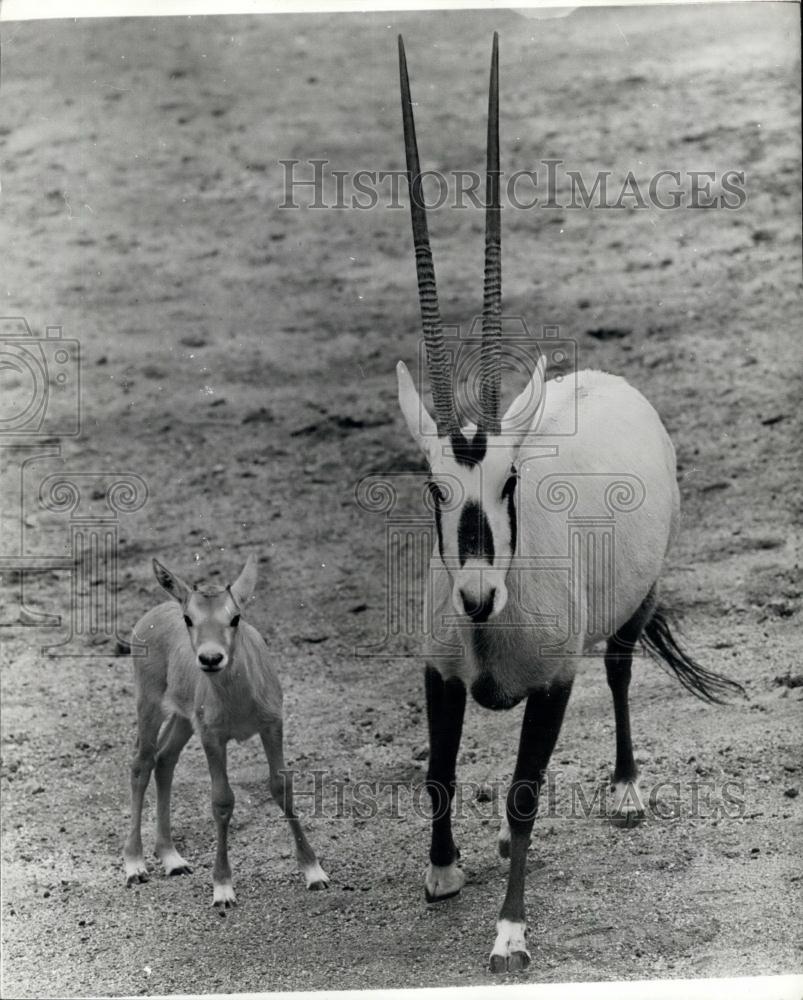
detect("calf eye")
[230,615,241,628]
[183,615,193,629]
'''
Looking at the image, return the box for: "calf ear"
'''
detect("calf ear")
[501,354,546,451]
[152,559,192,603]
[230,553,258,609]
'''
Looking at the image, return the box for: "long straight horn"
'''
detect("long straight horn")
[479,31,502,436]
[399,35,458,438]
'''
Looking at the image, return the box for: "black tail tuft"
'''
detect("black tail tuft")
[640,606,747,704]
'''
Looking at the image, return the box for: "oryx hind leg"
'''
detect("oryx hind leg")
[154,713,194,875]
[605,587,657,827]
[260,720,329,890]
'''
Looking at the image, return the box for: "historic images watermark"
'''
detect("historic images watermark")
[356,320,645,659]
[0,316,147,655]
[279,160,747,211]
[286,771,747,823]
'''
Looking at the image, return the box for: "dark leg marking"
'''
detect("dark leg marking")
[424,664,466,898]
[489,680,573,973]
[605,587,656,823]
[499,681,574,924]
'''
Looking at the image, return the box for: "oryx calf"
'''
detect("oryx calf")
[123,555,329,906]
[396,34,744,972]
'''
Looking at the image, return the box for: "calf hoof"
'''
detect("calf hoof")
[213,881,237,908]
[167,863,193,876]
[124,858,150,886]
[489,920,530,973]
[158,848,193,877]
[424,861,465,903]
[303,861,330,891]
[610,781,646,828]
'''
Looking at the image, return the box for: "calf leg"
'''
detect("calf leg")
[424,664,467,902]
[123,696,163,886]
[490,680,573,973]
[154,713,194,875]
[260,721,329,890]
[199,731,237,907]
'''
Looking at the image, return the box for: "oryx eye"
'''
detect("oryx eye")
[230,615,241,628]
[183,615,193,629]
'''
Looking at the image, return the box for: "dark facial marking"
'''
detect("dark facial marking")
[183,614,193,629]
[470,671,523,711]
[501,467,518,554]
[426,480,445,560]
[449,429,487,467]
[457,500,494,566]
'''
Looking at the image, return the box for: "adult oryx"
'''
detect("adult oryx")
[395,33,743,973]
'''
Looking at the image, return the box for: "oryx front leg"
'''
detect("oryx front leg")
[154,713,194,876]
[200,731,237,907]
[424,665,467,903]
[260,721,329,890]
[490,682,572,973]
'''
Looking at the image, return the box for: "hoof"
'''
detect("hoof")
[424,862,465,903]
[303,861,330,891]
[489,919,530,973]
[508,950,531,973]
[610,781,646,828]
[124,858,150,886]
[159,848,193,877]
[611,808,644,829]
[212,882,237,908]
[489,950,530,973]
[425,885,462,904]
[167,864,193,876]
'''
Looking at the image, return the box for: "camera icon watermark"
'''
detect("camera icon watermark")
[0,317,81,437]
[1,316,147,655]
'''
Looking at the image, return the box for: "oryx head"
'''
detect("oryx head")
[396,33,545,624]
[153,555,258,672]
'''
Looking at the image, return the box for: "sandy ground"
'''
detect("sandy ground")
[0,3,801,995]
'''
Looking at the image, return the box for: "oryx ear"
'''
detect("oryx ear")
[397,360,438,460]
[501,354,547,451]
[152,558,192,604]
[230,553,258,609]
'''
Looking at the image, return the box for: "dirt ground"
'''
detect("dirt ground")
[1,3,801,995]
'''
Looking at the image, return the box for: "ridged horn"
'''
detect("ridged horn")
[398,35,459,438]
[479,31,502,436]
